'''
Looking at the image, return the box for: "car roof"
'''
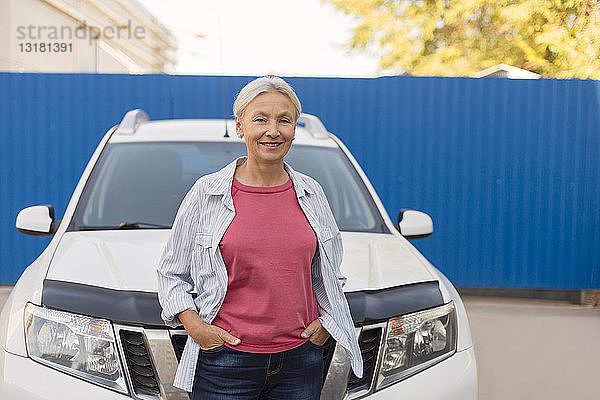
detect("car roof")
[109,119,339,148]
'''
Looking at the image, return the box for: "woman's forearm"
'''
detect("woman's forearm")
[178,309,205,330]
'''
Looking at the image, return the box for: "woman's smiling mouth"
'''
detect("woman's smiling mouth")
[260,142,284,148]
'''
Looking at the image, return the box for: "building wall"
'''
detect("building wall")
[0,0,176,73]
[0,73,598,290]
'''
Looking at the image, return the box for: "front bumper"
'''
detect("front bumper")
[365,346,477,400]
[1,341,476,400]
[0,345,130,400]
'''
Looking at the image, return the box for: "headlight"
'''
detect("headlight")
[376,301,457,390]
[24,303,128,394]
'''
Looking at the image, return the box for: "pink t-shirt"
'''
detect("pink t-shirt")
[212,176,319,353]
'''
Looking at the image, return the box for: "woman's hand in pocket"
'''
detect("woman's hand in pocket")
[301,318,330,346]
[178,309,241,350]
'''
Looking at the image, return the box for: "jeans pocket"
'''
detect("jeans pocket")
[200,343,226,354]
[306,339,324,350]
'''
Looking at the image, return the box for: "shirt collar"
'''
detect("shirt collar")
[204,156,313,201]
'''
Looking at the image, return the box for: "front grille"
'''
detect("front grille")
[347,327,382,391]
[119,330,161,396]
[117,326,382,400]
[170,333,188,362]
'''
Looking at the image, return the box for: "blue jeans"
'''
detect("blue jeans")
[191,339,324,400]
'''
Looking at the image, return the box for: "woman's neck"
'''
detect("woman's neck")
[234,157,290,187]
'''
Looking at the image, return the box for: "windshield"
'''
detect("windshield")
[68,142,389,233]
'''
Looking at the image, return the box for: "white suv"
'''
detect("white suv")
[0,110,477,399]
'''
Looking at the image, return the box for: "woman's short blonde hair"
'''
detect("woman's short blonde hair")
[233,75,302,122]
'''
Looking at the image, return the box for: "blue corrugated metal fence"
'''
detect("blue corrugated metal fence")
[1,73,598,289]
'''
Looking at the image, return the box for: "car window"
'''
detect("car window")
[69,142,389,233]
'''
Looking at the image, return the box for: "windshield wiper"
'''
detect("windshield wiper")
[79,221,171,230]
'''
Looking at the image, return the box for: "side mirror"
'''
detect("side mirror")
[397,209,433,239]
[16,205,59,236]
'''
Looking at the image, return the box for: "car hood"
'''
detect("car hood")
[46,231,435,293]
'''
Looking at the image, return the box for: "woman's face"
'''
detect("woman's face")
[236,91,296,165]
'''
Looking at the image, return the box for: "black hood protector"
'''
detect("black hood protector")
[42,279,444,328]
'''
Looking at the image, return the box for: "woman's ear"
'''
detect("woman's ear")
[235,116,243,138]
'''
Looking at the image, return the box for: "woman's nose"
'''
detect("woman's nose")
[265,120,280,137]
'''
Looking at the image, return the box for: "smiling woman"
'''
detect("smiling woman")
[234,91,296,183]
[232,77,300,186]
[156,75,364,398]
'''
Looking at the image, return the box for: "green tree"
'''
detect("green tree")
[326,0,600,78]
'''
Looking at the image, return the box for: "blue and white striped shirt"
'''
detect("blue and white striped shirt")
[156,156,363,392]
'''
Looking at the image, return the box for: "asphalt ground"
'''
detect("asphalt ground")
[0,287,598,399]
[462,295,600,400]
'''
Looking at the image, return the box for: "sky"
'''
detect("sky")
[139,0,383,77]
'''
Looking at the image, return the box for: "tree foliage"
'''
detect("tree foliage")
[326,0,600,78]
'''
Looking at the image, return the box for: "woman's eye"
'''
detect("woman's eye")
[254,117,266,122]
[280,119,290,124]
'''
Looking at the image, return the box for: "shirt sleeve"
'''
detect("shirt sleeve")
[156,182,200,328]
[329,231,347,289]
[313,180,347,289]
